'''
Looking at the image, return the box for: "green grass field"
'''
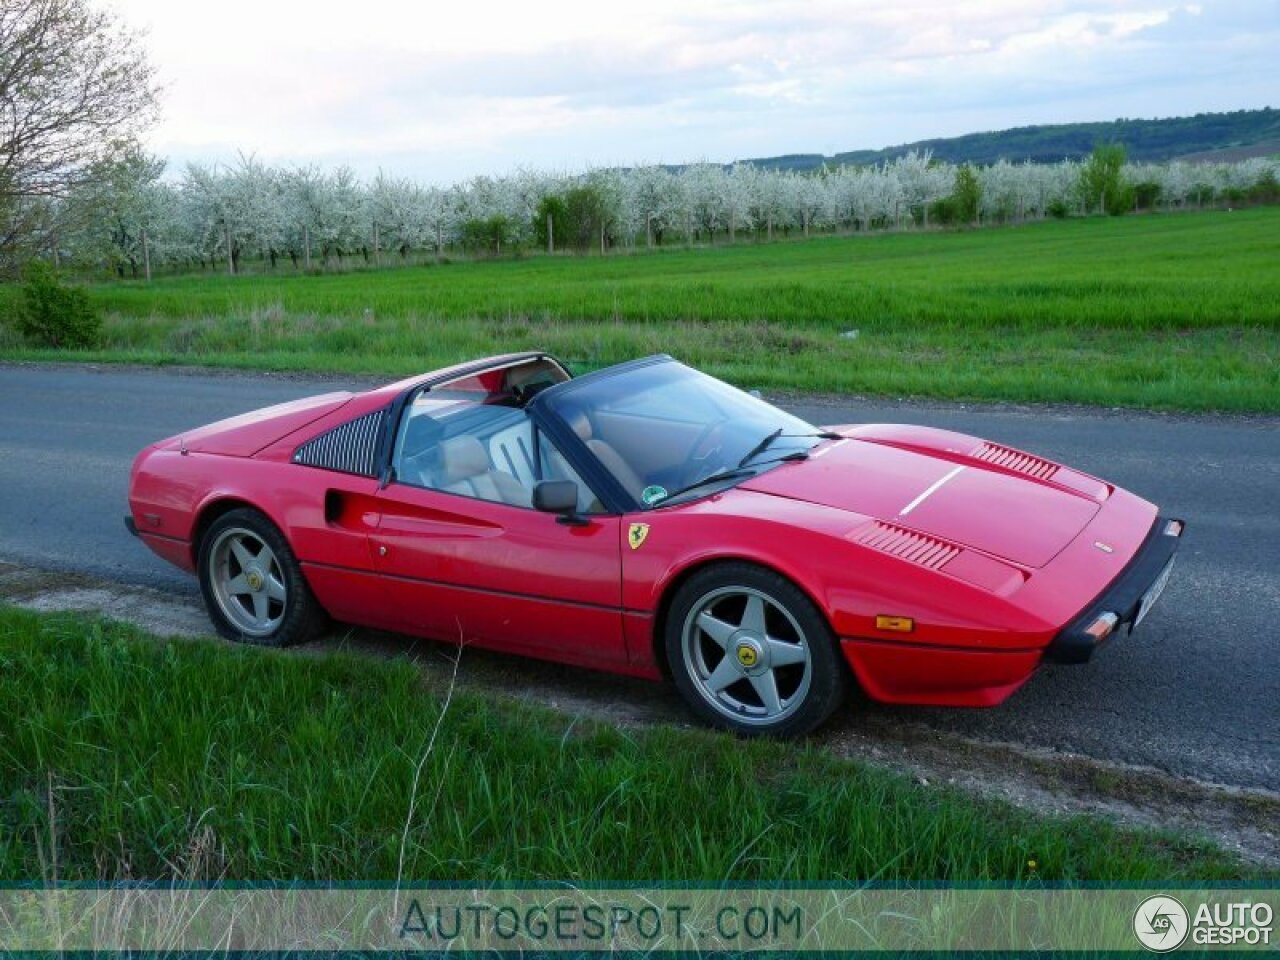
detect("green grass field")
[0,606,1265,883]
[3,208,1278,411]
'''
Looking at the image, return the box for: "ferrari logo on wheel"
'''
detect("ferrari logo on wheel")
[628,523,650,550]
[736,644,758,668]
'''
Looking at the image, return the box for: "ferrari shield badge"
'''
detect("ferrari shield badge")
[628,523,650,550]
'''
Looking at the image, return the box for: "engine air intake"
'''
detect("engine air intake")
[971,442,1059,481]
[854,521,960,571]
[292,408,388,478]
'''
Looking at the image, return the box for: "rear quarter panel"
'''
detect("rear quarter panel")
[129,389,396,557]
[131,443,376,561]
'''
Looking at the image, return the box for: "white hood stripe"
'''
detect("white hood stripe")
[898,466,965,517]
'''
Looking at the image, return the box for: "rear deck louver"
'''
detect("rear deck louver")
[292,408,388,477]
[854,521,960,570]
[971,442,1059,481]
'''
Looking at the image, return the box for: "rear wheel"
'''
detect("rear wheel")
[665,563,848,736]
[197,508,325,646]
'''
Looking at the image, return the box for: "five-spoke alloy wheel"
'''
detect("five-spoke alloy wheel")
[666,563,848,736]
[198,508,325,647]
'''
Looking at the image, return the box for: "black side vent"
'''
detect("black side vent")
[292,408,388,477]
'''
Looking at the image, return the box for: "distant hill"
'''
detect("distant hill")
[744,108,1280,170]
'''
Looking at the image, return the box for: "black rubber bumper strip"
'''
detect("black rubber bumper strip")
[1044,514,1184,665]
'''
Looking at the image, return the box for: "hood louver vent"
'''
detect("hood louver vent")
[854,521,960,570]
[972,442,1059,481]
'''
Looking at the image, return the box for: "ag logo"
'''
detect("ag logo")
[736,644,758,668]
[1133,895,1189,952]
[627,523,650,550]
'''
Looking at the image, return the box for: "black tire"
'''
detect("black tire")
[664,562,848,737]
[197,507,326,647]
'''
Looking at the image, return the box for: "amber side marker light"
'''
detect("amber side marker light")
[876,615,915,633]
[1084,612,1119,642]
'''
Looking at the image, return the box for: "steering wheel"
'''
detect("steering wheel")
[677,419,729,487]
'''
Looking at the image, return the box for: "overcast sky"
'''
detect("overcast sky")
[111,0,1278,184]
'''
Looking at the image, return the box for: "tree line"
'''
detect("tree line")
[32,146,1280,280]
[792,107,1280,170]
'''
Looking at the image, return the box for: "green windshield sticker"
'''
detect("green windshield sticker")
[641,485,668,505]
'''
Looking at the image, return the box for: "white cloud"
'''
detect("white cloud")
[108,0,1279,181]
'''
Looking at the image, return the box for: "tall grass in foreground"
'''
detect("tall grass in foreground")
[0,607,1261,883]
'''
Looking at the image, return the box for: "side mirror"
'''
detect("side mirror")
[533,480,587,526]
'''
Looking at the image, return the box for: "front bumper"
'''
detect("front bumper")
[1044,515,1184,664]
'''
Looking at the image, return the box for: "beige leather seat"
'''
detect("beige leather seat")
[439,436,530,507]
[564,411,646,497]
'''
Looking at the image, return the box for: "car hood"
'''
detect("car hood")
[739,433,1104,568]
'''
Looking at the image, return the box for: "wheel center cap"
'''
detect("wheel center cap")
[245,569,264,592]
[731,633,768,675]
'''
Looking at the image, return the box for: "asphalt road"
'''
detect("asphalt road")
[2,363,1277,790]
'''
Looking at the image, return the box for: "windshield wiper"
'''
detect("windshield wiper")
[736,428,784,469]
[657,451,810,504]
[736,429,844,469]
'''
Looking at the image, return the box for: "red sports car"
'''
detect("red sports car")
[127,353,1183,735]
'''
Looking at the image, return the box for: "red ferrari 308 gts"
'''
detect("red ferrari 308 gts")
[127,353,1183,735]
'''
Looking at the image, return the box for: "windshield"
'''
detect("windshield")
[541,360,820,506]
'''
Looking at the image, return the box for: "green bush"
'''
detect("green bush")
[926,197,959,225]
[1105,182,1136,217]
[951,165,982,225]
[15,261,101,348]
[533,193,569,251]
[563,184,613,251]
[1133,181,1162,210]
[1249,170,1280,204]
[1080,143,1131,216]
[1222,186,1248,206]
[460,215,514,255]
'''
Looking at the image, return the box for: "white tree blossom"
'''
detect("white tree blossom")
[52,152,1280,274]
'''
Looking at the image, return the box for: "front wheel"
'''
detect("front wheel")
[197,508,325,647]
[665,563,848,736]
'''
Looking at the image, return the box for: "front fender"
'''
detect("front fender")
[623,489,1055,654]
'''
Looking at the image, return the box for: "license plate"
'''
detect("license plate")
[1134,557,1176,628]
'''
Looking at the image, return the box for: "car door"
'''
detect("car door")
[277,407,400,631]
[371,400,626,670]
